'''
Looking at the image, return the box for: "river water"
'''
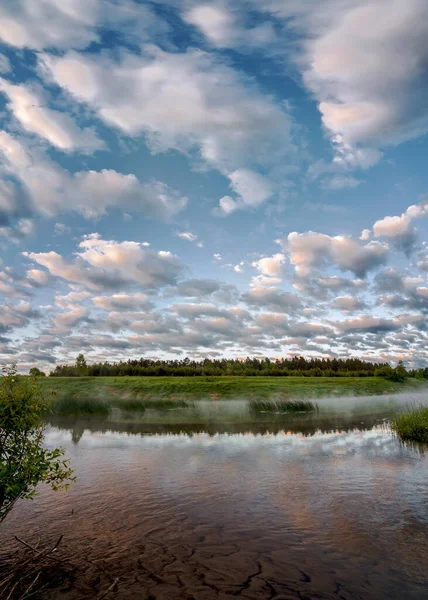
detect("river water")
[2,393,428,599]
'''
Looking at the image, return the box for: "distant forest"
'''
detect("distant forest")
[46,355,427,381]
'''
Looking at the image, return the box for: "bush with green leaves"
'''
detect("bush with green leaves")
[0,365,74,523]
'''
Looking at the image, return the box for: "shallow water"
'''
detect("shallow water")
[2,393,428,599]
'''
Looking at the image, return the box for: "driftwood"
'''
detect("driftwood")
[97,577,120,599]
[0,536,123,600]
[0,535,74,600]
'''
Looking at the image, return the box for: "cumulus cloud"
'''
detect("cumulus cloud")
[374,268,428,313]
[337,316,402,335]
[23,234,185,292]
[242,287,302,313]
[0,0,167,51]
[332,296,366,312]
[279,0,428,156]
[283,231,388,278]
[164,279,221,298]
[372,200,428,254]
[216,169,274,215]
[183,3,275,49]
[40,47,296,176]
[252,253,286,277]
[0,132,187,222]
[0,78,104,152]
[92,294,153,312]
[0,300,40,334]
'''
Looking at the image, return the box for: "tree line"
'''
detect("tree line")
[42,354,428,379]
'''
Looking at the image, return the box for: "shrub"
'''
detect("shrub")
[0,365,74,522]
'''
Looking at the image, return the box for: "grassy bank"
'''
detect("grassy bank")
[38,375,427,416]
[392,406,428,443]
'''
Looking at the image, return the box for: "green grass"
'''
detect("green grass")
[51,396,110,416]
[250,398,317,413]
[391,406,428,443]
[117,398,146,412]
[47,387,195,415]
[39,375,426,416]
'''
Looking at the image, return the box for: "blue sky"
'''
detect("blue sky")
[1,0,428,371]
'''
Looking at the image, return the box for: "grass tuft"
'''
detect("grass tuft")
[249,398,317,413]
[116,399,146,412]
[51,396,110,416]
[391,405,428,443]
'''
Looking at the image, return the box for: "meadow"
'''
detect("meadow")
[38,375,427,415]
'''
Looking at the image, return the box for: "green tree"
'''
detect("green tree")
[0,365,74,523]
[29,367,46,377]
[75,353,88,376]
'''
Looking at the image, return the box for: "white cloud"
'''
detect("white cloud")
[0,0,166,51]
[54,223,71,236]
[258,0,428,163]
[92,293,152,311]
[183,3,275,49]
[252,253,286,277]
[216,169,273,215]
[242,287,302,313]
[217,196,237,216]
[0,78,103,152]
[0,132,187,221]
[23,234,185,292]
[184,4,234,46]
[372,200,428,253]
[0,54,10,74]
[177,231,199,243]
[284,231,388,278]
[40,47,296,175]
[320,174,361,190]
[331,296,365,312]
[26,269,51,287]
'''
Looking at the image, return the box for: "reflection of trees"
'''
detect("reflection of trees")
[46,411,392,440]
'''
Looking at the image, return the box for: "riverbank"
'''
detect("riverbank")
[39,375,427,415]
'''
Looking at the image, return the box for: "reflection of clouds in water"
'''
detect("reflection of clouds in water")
[44,425,424,462]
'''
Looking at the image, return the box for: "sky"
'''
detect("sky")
[1,0,428,372]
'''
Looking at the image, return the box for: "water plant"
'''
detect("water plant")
[116,398,146,412]
[249,398,318,413]
[391,405,428,443]
[51,396,110,416]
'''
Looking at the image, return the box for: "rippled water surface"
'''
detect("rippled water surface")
[2,393,428,599]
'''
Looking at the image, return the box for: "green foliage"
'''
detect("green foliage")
[75,353,88,377]
[29,367,46,377]
[0,365,74,523]
[51,395,110,416]
[50,356,393,378]
[392,406,428,443]
[249,398,318,413]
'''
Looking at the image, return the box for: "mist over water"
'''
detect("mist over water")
[2,393,428,599]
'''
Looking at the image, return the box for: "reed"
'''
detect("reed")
[249,398,317,413]
[391,405,428,443]
[51,396,110,416]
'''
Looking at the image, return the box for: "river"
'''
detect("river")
[2,393,428,599]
